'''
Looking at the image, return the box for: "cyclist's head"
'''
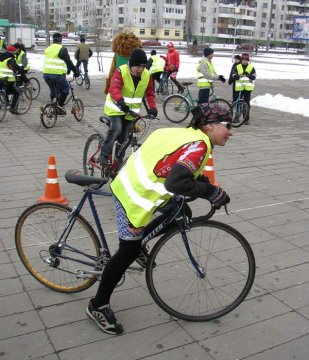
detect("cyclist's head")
[80,36,86,43]
[6,45,17,54]
[167,42,174,50]
[129,49,148,77]
[52,32,63,43]
[204,47,214,58]
[241,53,250,62]
[151,50,156,56]
[234,54,241,63]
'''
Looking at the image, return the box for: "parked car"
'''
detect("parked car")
[236,43,254,51]
[142,40,162,47]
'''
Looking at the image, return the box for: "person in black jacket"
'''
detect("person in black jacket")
[228,54,241,103]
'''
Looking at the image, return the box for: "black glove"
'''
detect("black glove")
[233,74,240,80]
[207,187,230,210]
[218,75,226,83]
[116,99,130,113]
[197,174,211,184]
[147,108,158,118]
[248,74,255,81]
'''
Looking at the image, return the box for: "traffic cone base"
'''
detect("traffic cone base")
[39,156,68,205]
[202,151,219,186]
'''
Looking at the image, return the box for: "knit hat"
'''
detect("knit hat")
[80,36,86,43]
[235,55,241,61]
[6,45,17,53]
[151,50,156,56]
[52,32,62,43]
[241,53,250,60]
[129,49,148,67]
[204,47,214,57]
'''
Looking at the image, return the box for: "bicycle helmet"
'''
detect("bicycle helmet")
[191,102,232,128]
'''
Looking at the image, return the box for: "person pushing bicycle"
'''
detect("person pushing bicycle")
[74,35,93,78]
[98,49,158,178]
[86,102,232,335]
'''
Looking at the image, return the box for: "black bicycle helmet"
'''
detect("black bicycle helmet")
[191,102,232,128]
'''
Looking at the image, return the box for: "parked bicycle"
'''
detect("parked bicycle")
[15,170,255,322]
[231,78,250,128]
[163,83,232,123]
[0,75,32,123]
[83,113,154,188]
[40,79,84,128]
[75,69,90,90]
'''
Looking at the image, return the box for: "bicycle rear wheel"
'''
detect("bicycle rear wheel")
[15,87,32,115]
[0,91,7,123]
[231,100,249,128]
[40,103,57,128]
[72,98,84,121]
[83,133,105,189]
[75,75,83,86]
[210,98,233,116]
[163,94,190,123]
[146,219,255,321]
[15,203,101,293]
[27,77,41,100]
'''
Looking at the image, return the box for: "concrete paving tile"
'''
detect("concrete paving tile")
[0,310,45,340]
[245,334,309,360]
[0,292,34,316]
[0,262,17,280]
[252,238,296,258]
[58,322,194,360]
[0,331,54,360]
[0,277,24,297]
[266,219,309,238]
[283,232,309,248]
[0,249,10,264]
[199,312,309,360]
[297,305,309,320]
[179,294,290,342]
[273,281,309,310]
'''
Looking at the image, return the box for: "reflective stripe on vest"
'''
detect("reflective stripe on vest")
[111,127,212,227]
[43,44,67,74]
[150,55,165,74]
[104,64,150,121]
[0,58,15,82]
[196,59,214,88]
[0,39,4,48]
[235,64,255,91]
[16,50,30,70]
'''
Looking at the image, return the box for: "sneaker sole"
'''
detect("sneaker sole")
[86,307,123,335]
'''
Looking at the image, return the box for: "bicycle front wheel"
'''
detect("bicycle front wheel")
[210,98,233,116]
[146,219,255,321]
[27,77,41,100]
[0,91,7,123]
[15,87,32,115]
[15,203,101,293]
[40,103,57,128]
[75,75,83,86]
[231,100,249,128]
[72,98,84,121]
[163,94,190,123]
[83,133,105,189]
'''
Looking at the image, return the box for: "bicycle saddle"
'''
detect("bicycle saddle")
[65,169,107,187]
[181,81,193,86]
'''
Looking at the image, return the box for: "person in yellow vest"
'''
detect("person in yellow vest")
[231,53,256,125]
[0,45,27,113]
[196,47,226,104]
[146,49,165,88]
[99,49,157,177]
[0,35,6,51]
[74,36,93,76]
[43,32,79,115]
[86,102,232,335]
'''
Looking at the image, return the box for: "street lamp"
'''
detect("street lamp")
[18,0,23,39]
[201,16,206,45]
[232,6,240,61]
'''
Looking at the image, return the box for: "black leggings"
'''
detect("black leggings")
[93,239,142,308]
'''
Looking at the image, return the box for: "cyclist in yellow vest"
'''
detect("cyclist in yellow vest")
[99,49,157,176]
[86,102,232,335]
[0,45,27,113]
[196,47,226,104]
[231,53,256,125]
[0,35,6,51]
[43,32,79,115]
[146,49,165,87]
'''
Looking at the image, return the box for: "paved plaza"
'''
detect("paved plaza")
[0,73,309,360]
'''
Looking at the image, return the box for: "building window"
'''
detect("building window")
[140,0,146,2]
[140,7,145,13]
[153,0,156,3]
[164,29,170,36]
[176,0,183,4]
[175,20,181,26]
[262,13,267,18]
[165,19,170,25]
[140,28,145,35]
[166,0,172,3]
[175,30,180,36]
[263,3,267,8]
[152,8,156,13]
[140,18,145,23]
[151,28,156,35]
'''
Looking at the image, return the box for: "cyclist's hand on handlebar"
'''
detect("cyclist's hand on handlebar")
[147,108,158,118]
[248,74,255,81]
[218,75,226,83]
[232,74,240,80]
[208,186,230,210]
[116,99,130,113]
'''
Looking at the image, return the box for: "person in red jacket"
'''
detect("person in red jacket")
[160,42,185,94]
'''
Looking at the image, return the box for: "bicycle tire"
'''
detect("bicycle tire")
[163,94,190,123]
[0,91,7,123]
[40,103,57,128]
[75,75,83,86]
[15,202,101,293]
[146,219,255,321]
[15,87,32,115]
[210,98,233,116]
[83,133,105,189]
[231,100,249,128]
[27,77,41,100]
[72,98,84,121]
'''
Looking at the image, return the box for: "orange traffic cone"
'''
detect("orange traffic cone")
[202,151,219,186]
[38,156,68,205]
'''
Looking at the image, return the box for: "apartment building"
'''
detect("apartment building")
[24,0,309,45]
